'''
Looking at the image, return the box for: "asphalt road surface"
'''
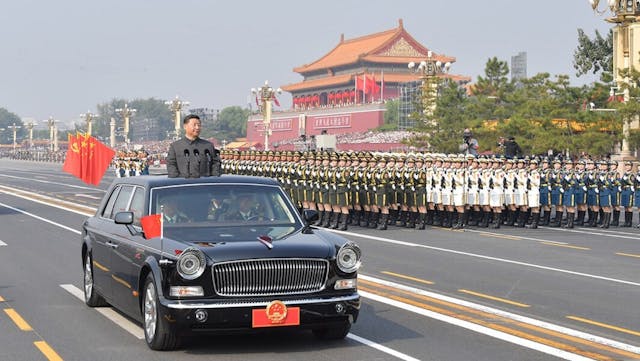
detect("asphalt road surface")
[1,159,639,361]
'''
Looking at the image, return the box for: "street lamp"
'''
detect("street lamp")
[408,51,451,118]
[590,0,640,159]
[8,123,21,153]
[25,121,34,149]
[165,96,190,140]
[115,103,136,145]
[251,80,282,151]
[80,110,99,137]
[43,117,59,152]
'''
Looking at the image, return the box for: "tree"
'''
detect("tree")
[206,106,250,141]
[573,29,613,82]
[0,108,24,144]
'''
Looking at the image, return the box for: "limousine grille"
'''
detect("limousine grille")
[212,258,329,297]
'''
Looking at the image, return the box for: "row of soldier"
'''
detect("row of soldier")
[112,149,150,177]
[219,149,640,231]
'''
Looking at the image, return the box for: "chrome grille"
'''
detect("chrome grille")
[212,258,329,297]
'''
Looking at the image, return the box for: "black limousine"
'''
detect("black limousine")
[81,175,361,350]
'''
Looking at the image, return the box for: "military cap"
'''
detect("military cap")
[624,160,633,166]
[553,158,562,164]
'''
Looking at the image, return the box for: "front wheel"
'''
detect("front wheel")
[312,321,351,340]
[83,254,108,307]
[142,274,180,350]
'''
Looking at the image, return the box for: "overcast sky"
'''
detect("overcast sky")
[1,0,611,127]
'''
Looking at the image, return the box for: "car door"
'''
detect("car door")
[110,186,146,316]
[89,185,122,301]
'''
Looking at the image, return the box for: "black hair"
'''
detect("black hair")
[183,114,201,124]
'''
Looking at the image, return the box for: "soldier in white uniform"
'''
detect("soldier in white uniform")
[452,156,468,229]
[526,159,541,228]
[489,158,505,228]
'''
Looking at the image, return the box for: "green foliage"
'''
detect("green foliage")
[0,108,24,144]
[383,99,399,127]
[406,55,622,158]
[573,29,613,82]
[205,106,250,141]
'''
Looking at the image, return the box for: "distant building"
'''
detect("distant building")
[245,19,469,150]
[511,51,527,82]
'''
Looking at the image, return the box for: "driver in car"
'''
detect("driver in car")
[224,194,263,221]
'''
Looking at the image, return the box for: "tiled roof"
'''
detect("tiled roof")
[293,20,449,74]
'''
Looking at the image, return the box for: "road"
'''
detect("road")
[0,158,639,361]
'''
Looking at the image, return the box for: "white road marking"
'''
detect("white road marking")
[360,290,594,361]
[60,283,417,360]
[75,193,101,200]
[333,230,640,287]
[0,202,82,234]
[347,333,420,361]
[0,240,6,246]
[361,274,640,355]
[0,173,105,192]
[60,284,144,339]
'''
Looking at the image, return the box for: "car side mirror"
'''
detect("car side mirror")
[303,209,319,223]
[114,211,134,225]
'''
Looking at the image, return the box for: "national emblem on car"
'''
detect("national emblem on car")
[265,300,287,324]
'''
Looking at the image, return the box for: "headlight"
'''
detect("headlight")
[176,248,206,280]
[336,242,361,274]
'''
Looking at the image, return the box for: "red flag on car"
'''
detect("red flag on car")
[141,214,162,239]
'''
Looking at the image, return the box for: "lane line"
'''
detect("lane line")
[359,290,595,361]
[458,289,530,308]
[346,333,420,361]
[0,187,95,216]
[33,341,63,361]
[478,232,522,241]
[0,173,102,191]
[0,202,81,235]
[362,281,640,359]
[61,285,417,361]
[361,274,640,354]
[540,242,591,251]
[0,240,6,246]
[0,295,4,302]
[4,308,34,331]
[75,193,101,200]
[567,316,640,338]
[381,271,434,285]
[333,231,640,287]
[616,252,640,259]
[60,284,144,339]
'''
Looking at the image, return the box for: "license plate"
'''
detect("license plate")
[252,300,300,328]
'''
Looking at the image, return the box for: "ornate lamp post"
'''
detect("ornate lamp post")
[26,121,34,149]
[115,103,136,145]
[165,96,190,140]
[251,81,282,151]
[8,123,21,153]
[408,51,451,120]
[590,0,640,159]
[80,110,99,137]
[43,117,57,152]
[109,117,116,148]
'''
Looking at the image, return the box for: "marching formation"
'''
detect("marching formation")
[112,149,150,177]
[219,149,640,231]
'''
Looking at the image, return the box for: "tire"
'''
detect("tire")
[83,254,108,307]
[312,321,351,340]
[142,273,180,350]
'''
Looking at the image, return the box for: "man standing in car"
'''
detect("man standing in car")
[167,114,222,178]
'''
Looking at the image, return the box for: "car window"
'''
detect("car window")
[129,187,145,226]
[110,186,134,219]
[101,187,121,219]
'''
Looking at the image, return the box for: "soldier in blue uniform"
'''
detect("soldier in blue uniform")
[619,161,635,227]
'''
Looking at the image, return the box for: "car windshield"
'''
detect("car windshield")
[149,183,301,242]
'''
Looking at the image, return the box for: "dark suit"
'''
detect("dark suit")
[224,210,261,221]
[167,137,222,178]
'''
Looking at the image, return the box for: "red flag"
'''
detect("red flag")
[367,75,380,96]
[62,133,81,178]
[141,214,162,239]
[87,137,116,186]
[273,95,280,107]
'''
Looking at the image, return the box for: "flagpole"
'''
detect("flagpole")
[381,70,384,102]
[363,73,367,104]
